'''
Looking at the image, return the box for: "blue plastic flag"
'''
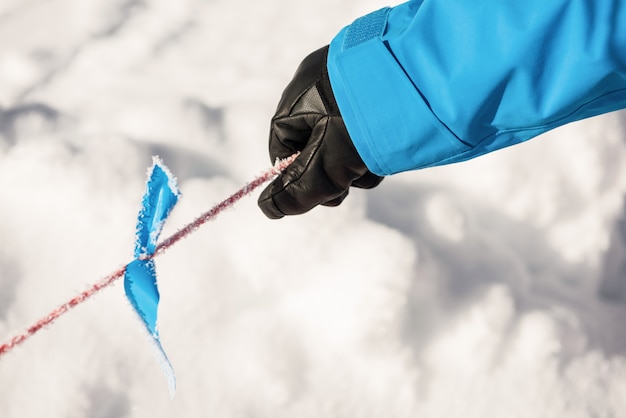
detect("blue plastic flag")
[124,157,180,396]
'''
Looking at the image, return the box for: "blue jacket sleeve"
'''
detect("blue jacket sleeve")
[327,0,626,176]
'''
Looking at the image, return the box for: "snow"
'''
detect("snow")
[1,0,626,417]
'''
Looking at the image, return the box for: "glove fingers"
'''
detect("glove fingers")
[352,171,384,189]
[321,190,349,207]
[258,138,315,219]
[258,183,288,219]
[269,114,320,161]
[259,120,347,218]
[258,166,343,218]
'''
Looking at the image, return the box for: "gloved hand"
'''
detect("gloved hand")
[258,46,383,219]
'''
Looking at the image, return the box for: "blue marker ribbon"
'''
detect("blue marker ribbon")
[124,157,180,396]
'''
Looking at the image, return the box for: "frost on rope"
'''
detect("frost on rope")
[124,156,180,397]
[0,152,298,390]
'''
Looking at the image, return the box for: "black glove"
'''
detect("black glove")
[258,46,383,219]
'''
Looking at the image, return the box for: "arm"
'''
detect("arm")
[328,0,626,175]
[259,0,626,218]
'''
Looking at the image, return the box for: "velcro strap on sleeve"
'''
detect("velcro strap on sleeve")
[343,8,391,49]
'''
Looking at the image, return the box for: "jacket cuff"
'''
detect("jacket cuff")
[327,8,471,175]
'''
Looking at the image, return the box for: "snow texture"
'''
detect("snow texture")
[0,0,626,417]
